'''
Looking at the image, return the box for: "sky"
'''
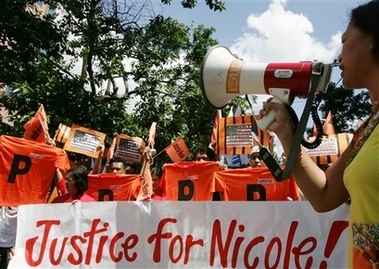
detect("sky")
[153,0,362,113]
[152,0,363,158]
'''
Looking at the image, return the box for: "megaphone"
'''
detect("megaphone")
[201,45,334,182]
[200,45,332,130]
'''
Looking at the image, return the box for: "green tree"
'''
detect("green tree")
[161,0,225,11]
[0,0,226,166]
[306,82,371,135]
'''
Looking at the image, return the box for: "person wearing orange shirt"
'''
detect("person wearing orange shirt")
[52,166,95,203]
[248,146,266,168]
[151,167,165,201]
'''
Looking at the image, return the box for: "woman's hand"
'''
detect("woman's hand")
[260,100,294,139]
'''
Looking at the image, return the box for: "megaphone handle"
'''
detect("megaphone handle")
[259,147,283,180]
[279,74,322,181]
[255,97,283,131]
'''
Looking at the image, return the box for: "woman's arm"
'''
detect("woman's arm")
[263,101,350,212]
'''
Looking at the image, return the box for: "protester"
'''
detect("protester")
[194,148,210,162]
[52,166,95,203]
[248,146,266,168]
[108,157,137,175]
[0,206,17,269]
[91,141,112,174]
[151,167,165,201]
[261,1,379,267]
[194,148,228,170]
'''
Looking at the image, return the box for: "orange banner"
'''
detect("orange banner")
[165,137,190,162]
[217,115,271,155]
[136,160,153,201]
[209,109,222,152]
[23,104,50,143]
[63,124,106,158]
[0,135,70,206]
[306,133,353,165]
[87,174,141,201]
[214,167,300,201]
[148,122,157,149]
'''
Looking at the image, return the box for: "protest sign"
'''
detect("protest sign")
[23,104,50,143]
[53,123,71,144]
[63,124,106,158]
[165,137,190,162]
[10,202,349,269]
[305,133,353,165]
[114,134,146,163]
[217,115,271,155]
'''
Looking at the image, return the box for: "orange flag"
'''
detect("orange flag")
[165,137,190,162]
[323,111,336,135]
[106,137,116,163]
[136,160,153,201]
[209,109,222,152]
[148,122,157,149]
[23,104,50,143]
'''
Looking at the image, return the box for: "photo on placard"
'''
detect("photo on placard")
[64,124,106,158]
[114,134,145,163]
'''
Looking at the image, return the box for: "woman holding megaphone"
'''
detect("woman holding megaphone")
[261,1,379,268]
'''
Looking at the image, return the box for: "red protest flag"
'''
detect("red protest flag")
[23,104,50,143]
[165,137,190,162]
[209,109,222,152]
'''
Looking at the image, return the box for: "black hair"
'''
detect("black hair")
[351,0,379,63]
[109,156,128,169]
[151,166,163,177]
[193,147,217,161]
[66,165,89,195]
[194,148,208,157]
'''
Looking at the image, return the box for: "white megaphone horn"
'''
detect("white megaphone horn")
[200,45,332,130]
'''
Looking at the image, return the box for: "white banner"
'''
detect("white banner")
[10,202,349,269]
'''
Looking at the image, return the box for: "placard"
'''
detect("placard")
[217,115,271,155]
[63,124,106,158]
[114,134,146,163]
[305,133,353,165]
[53,123,71,143]
[165,137,190,162]
[10,202,350,269]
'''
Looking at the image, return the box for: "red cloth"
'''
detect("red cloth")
[51,192,95,203]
